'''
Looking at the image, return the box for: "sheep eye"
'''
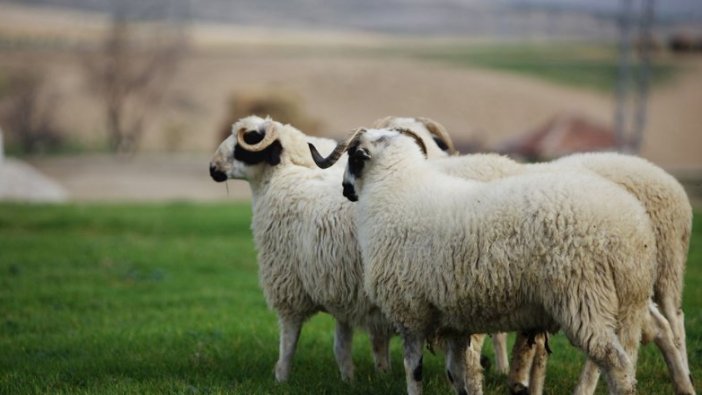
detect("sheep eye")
[348,148,368,177]
[353,148,370,161]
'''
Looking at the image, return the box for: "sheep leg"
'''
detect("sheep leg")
[573,302,694,395]
[334,321,355,381]
[527,333,549,395]
[588,337,636,395]
[573,359,600,395]
[465,334,485,395]
[644,303,695,395]
[508,332,536,395]
[492,332,510,375]
[661,296,691,376]
[444,335,470,395]
[275,316,303,382]
[402,331,425,395]
[677,310,690,377]
[599,307,643,395]
[565,304,640,394]
[369,327,392,373]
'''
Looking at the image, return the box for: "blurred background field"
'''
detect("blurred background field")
[0,0,701,203]
[1,203,701,394]
[1,1,701,393]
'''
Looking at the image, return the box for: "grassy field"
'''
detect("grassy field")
[264,41,679,93]
[393,42,678,92]
[0,203,700,394]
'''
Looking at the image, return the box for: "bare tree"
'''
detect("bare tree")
[0,68,64,154]
[82,10,187,153]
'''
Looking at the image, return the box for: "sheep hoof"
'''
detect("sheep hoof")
[274,363,290,382]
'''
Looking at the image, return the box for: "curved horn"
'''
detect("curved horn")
[371,116,395,129]
[236,120,279,152]
[415,117,457,155]
[309,128,366,169]
[394,128,428,158]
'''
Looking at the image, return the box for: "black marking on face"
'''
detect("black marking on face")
[446,369,454,384]
[413,356,423,382]
[234,140,283,166]
[347,142,370,178]
[242,130,265,144]
[433,136,450,151]
[342,182,358,202]
[459,389,468,395]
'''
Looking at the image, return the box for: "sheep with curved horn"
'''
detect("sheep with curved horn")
[210,116,453,383]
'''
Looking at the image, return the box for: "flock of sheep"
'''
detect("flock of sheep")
[208,115,694,395]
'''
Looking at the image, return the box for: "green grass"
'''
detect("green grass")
[230,41,679,93]
[0,203,700,394]
[292,41,677,92]
[399,42,677,92]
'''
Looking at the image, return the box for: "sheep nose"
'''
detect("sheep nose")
[209,164,228,182]
[342,182,358,202]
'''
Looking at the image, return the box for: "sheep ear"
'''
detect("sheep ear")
[356,147,371,160]
[242,130,264,144]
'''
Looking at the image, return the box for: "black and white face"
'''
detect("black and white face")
[341,129,416,202]
[307,127,429,202]
[209,116,284,182]
[341,139,371,201]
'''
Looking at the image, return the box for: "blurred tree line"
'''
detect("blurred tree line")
[0,0,189,155]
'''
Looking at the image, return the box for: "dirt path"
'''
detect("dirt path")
[642,58,702,168]
[28,154,250,202]
[37,48,700,170]
[23,55,702,202]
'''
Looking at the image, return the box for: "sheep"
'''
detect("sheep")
[208,116,454,383]
[373,117,511,377]
[309,128,657,395]
[431,152,694,395]
[377,116,694,395]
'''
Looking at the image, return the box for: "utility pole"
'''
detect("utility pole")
[632,0,654,152]
[614,0,655,153]
[614,0,633,151]
[0,127,4,163]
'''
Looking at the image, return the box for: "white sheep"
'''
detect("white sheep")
[209,116,453,383]
[431,152,694,395]
[377,116,694,395]
[373,117,513,377]
[309,128,657,395]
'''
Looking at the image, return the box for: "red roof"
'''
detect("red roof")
[498,113,619,160]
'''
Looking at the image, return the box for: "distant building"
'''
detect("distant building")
[497,113,620,161]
